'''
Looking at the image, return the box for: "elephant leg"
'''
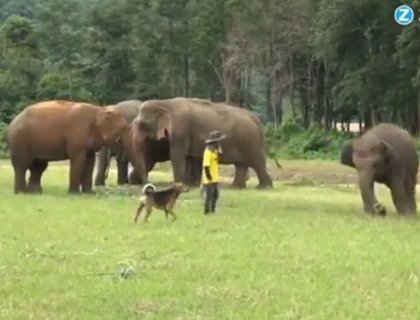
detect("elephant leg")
[358,173,385,215]
[191,159,202,187]
[11,155,30,194]
[68,152,87,193]
[170,146,187,184]
[404,175,417,215]
[128,168,144,185]
[251,152,273,189]
[81,153,96,193]
[183,158,194,186]
[117,157,129,185]
[183,158,202,187]
[94,146,110,186]
[27,160,48,193]
[231,164,247,189]
[390,178,411,215]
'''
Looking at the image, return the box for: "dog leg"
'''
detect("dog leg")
[164,210,169,220]
[144,207,152,223]
[169,211,177,221]
[134,203,145,223]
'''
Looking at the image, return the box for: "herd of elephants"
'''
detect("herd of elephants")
[5,97,419,217]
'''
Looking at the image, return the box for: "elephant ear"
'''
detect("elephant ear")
[156,112,172,140]
[379,140,393,161]
[96,109,113,142]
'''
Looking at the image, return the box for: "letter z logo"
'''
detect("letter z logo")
[394,5,414,25]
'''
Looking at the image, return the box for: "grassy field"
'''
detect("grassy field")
[1,160,420,319]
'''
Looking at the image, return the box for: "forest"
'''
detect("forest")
[0,0,419,137]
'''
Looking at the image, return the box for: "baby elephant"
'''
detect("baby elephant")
[341,123,418,216]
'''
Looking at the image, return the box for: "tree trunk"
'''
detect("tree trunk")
[363,108,373,130]
[274,89,283,125]
[323,92,332,131]
[289,53,296,120]
[184,54,189,97]
[417,88,420,136]
[265,77,273,123]
[358,116,363,133]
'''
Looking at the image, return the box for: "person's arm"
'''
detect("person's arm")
[203,149,212,182]
[204,166,212,181]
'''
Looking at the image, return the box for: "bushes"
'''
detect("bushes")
[265,120,356,160]
[0,122,9,159]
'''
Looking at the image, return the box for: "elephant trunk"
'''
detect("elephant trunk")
[358,170,377,214]
[122,127,148,184]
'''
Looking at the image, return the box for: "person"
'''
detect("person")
[202,130,226,214]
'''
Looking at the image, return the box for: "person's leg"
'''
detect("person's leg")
[211,183,219,213]
[204,184,212,214]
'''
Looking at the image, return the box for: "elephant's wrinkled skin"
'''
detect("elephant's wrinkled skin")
[128,97,273,189]
[341,123,418,215]
[7,100,128,194]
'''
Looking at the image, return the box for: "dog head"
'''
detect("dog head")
[173,182,189,193]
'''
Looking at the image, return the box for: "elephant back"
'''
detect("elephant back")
[116,100,143,123]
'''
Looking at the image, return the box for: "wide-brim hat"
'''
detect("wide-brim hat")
[205,130,226,144]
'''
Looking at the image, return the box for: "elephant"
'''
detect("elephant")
[7,100,128,194]
[95,100,204,187]
[340,123,418,216]
[94,100,142,186]
[125,97,273,189]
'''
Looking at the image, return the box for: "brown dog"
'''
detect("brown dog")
[134,182,189,223]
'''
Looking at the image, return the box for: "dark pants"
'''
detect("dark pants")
[203,183,219,214]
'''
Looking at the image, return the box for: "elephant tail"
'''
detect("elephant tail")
[274,159,282,169]
[142,183,156,195]
[248,112,266,145]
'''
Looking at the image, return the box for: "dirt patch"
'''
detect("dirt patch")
[217,160,359,185]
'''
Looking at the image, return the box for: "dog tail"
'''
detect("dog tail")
[142,183,156,195]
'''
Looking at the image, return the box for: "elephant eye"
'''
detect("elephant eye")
[139,121,150,131]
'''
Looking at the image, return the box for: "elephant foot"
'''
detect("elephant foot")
[230,183,246,189]
[256,183,273,190]
[230,177,246,189]
[373,203,387,216]
[27,184,43,194]
[83,191,97,195]
[128,172,143,185]
[14,187,28,194]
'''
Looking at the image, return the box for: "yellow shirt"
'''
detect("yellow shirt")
[202,147,220,184]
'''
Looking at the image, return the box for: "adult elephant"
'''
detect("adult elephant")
[7,100,128,194]
[126,97,273,189]
[93,99,203,187]
[340,123,418,215]
[94,100,142,186]
[124,127,203,186]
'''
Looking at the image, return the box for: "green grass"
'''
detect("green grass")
[1,160,420,319]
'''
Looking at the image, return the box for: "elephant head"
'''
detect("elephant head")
[353,140,393,179]
[126,104,173,183]
[96,106,128,145]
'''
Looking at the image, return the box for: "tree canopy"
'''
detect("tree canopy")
[0,0,419,133]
